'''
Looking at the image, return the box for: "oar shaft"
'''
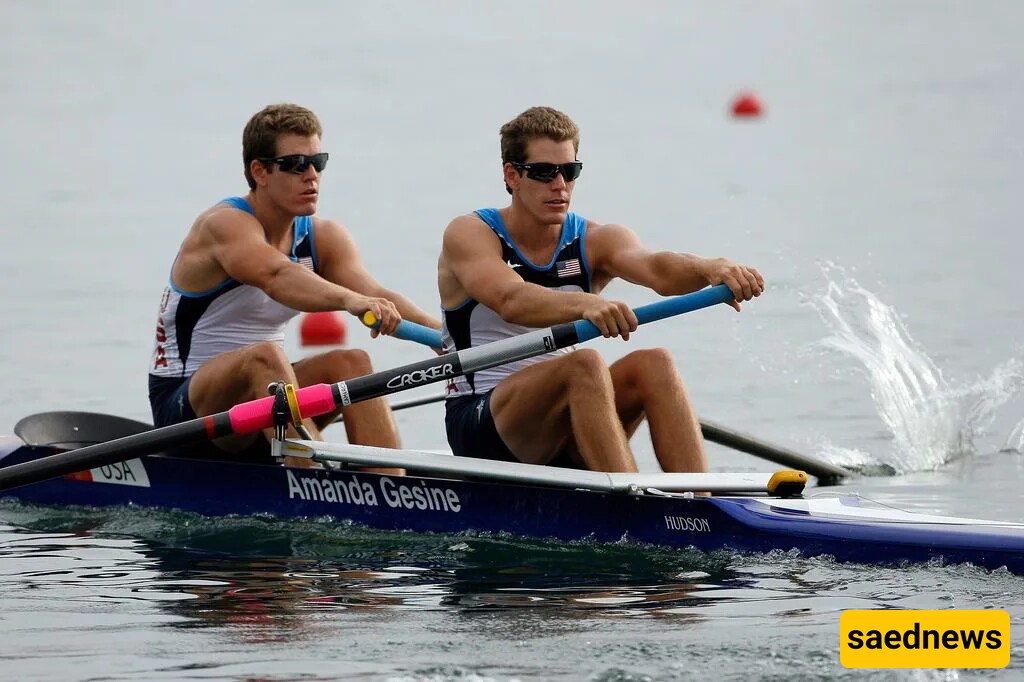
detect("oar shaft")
[340,326,573,405]
[365,285,737,351]
[700,420,850,484]
[573,284,735,342]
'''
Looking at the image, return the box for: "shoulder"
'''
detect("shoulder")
[443,212,495,241]
[195,202,262,240]
[442,212,502,255]
[585,221,642,247]
[310,215,349,239]
[309,216,360,258]
[583,221,645,270]
[445,211,487,230]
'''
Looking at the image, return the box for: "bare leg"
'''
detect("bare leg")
[607,348,707,473]
[490,349,638,473]
[187,341,316,468]
[292,348,403,475]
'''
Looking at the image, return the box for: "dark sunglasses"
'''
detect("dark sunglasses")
[258,152,329,174]
[512,160,583,183]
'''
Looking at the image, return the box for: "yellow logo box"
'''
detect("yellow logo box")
[840,610,1010,669]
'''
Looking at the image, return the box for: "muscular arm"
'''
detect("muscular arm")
[588,223,764,305]
[440,216,633,333]
[178,208,401,333]
[204,209,360,312]
[315,218,441,330]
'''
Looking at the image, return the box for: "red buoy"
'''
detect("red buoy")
[731,92,764,118]
[299,311,347,346]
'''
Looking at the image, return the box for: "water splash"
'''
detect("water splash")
[814,443,898,477]
[1000,419,1024,453]
[807,265,1024,473]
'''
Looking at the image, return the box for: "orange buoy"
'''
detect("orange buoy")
[731,91,764,118]
[299,311,347,346]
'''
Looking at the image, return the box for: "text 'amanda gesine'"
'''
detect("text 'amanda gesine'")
[287,471,462,512]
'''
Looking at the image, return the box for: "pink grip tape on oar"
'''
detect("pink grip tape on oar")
[295,384,338,420]
[227,396,276,433]
[226,384,338,434]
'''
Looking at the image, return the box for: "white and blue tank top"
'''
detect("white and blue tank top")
[441,208,592,397]
[149,197,320,379]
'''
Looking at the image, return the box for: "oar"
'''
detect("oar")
[0,284,737,492]
[699,420,848,485]
[365,302,852,484]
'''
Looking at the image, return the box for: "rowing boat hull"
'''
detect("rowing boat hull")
[2,442,1024,574]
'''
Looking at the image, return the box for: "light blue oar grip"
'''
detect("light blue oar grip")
[394,320,443,349]
[361,312,444,349]
[572,284,736,343]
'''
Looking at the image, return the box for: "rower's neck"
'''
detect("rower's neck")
[245,191,295,240]
[502,204,562,252]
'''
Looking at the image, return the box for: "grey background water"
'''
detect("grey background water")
[1,1,1023,680]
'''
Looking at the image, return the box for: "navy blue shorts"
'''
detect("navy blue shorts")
[445,391,517,462]
[148,375,197,428]
[444,391,516,458]
[445,391,581,468]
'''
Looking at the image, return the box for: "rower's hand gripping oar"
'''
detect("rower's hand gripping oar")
[361,312,443,349]
[0,285,736,491]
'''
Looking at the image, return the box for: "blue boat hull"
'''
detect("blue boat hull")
[3,445,1024,574]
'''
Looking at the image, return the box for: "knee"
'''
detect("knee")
[323,348,373,378]
[562,349,612,389]
[624,348,682,389]
[635,348,677,373]
[567,348,607,374]
[244,341,291,375]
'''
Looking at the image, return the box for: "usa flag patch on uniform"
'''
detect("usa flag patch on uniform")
[555,258,581,278]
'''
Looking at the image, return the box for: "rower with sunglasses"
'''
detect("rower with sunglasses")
[438,106,764,474]
[148,103,440,469]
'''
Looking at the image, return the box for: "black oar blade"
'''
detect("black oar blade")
[700,419,851,485]
[15,411,152,448]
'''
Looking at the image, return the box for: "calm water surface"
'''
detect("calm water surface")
[2,1,1024,680]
